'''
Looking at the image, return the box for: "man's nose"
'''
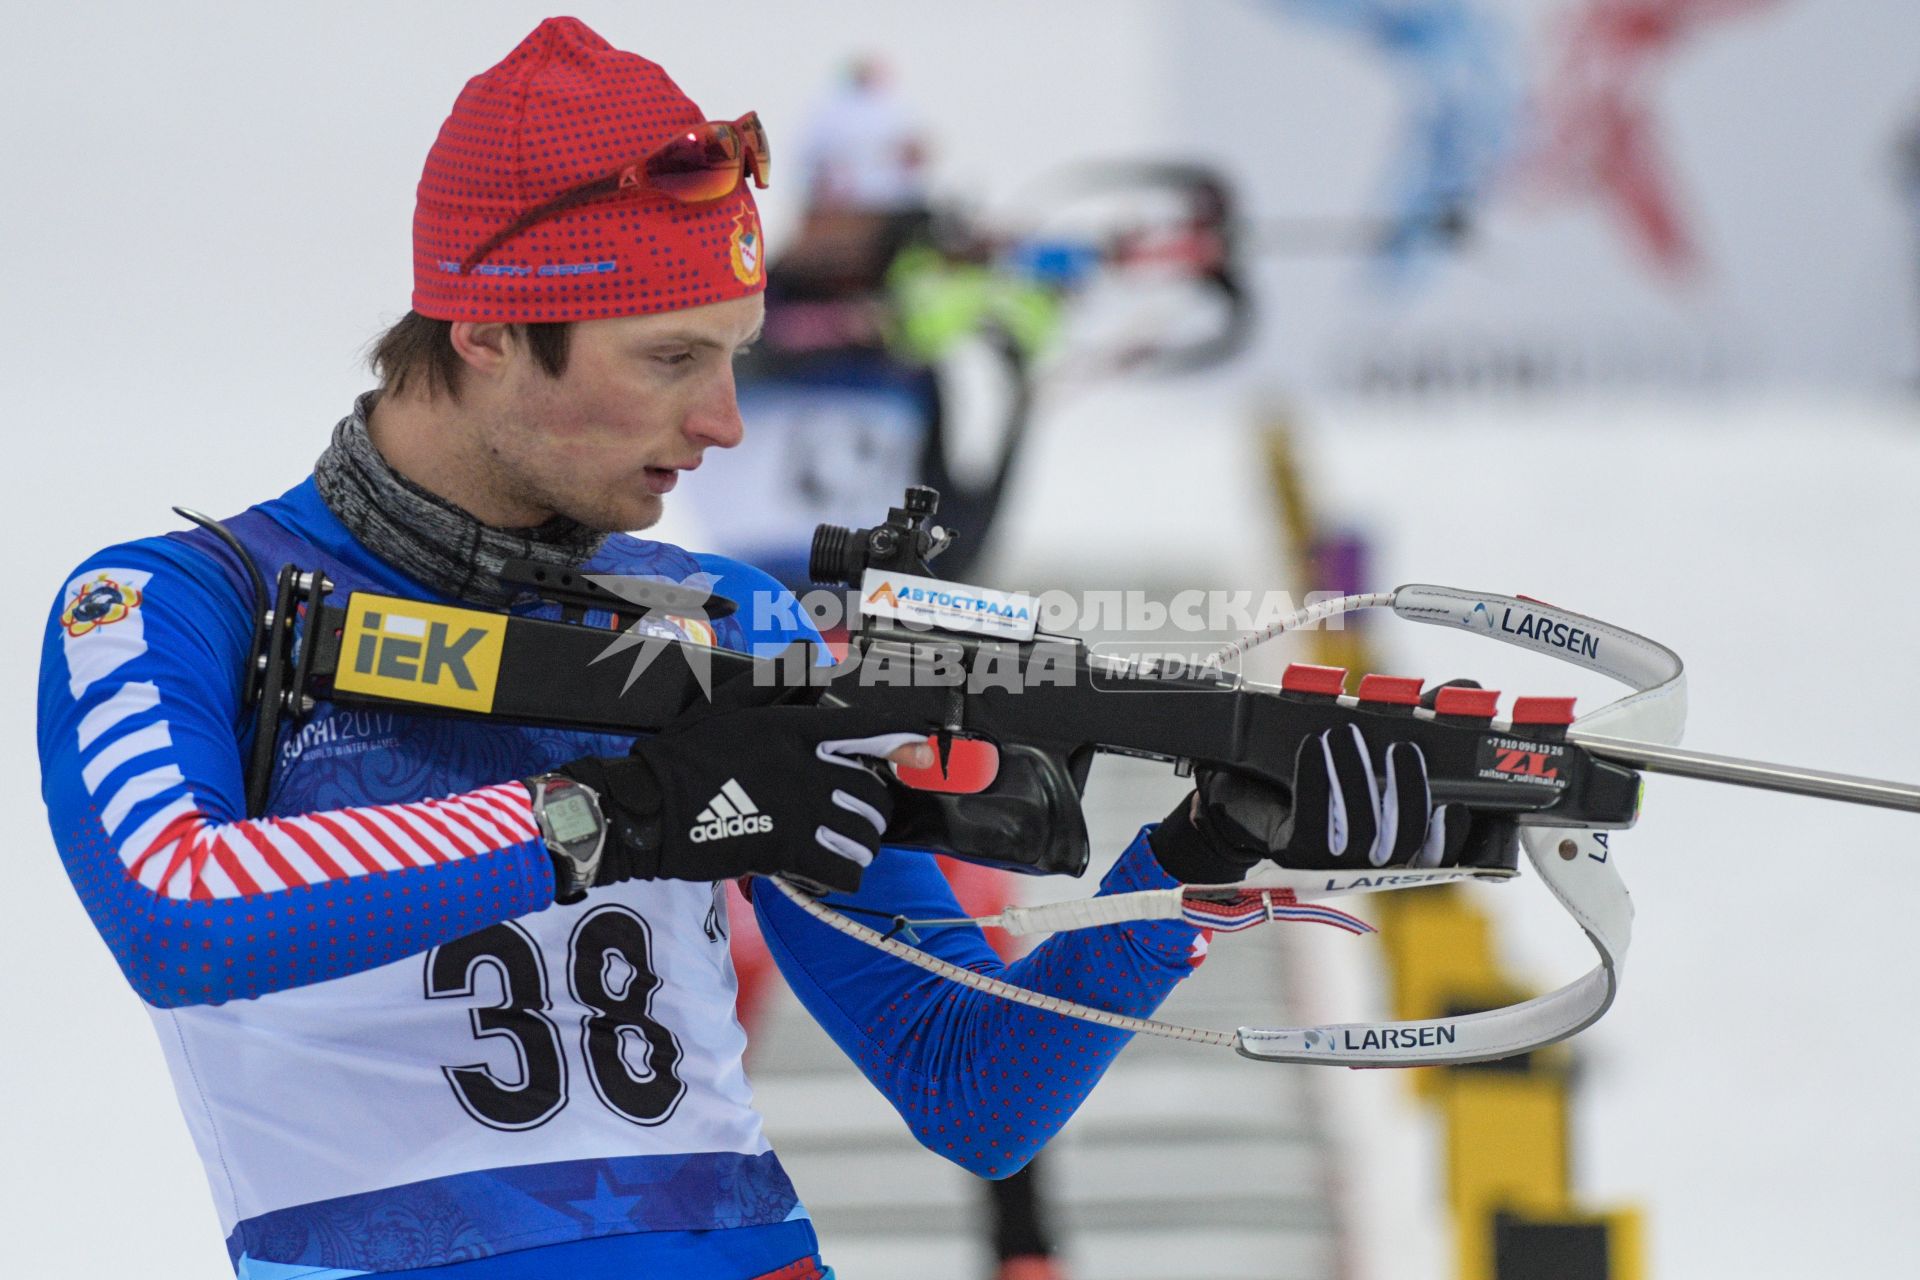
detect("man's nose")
[686,365,746,450]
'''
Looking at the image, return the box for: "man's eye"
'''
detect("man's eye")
[655,351,695,367]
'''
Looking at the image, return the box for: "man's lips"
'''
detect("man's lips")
[643,461,700,495]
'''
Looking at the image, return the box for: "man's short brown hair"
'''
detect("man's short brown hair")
[368,312,574,400]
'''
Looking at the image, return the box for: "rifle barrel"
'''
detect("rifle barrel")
[1569,731,1920,815]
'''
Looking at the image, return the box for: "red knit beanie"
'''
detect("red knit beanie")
[411,16,765,322]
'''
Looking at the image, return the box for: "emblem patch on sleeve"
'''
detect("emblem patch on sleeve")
[62,572,144,638]
[59,567,156,699]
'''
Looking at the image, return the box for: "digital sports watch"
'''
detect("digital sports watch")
[524,773,608,904]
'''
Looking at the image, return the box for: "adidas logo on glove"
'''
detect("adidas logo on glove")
[689,779,774,843]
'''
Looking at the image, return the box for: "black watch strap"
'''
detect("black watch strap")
[544,755,670,889]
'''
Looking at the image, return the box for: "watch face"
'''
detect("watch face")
[545,790,601,845]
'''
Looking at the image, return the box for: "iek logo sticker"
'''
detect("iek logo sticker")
[335,595,506,713]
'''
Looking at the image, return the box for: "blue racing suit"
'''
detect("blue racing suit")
[38,474,1204,1278]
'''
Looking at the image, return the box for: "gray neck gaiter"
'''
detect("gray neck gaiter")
[313,392,607,607]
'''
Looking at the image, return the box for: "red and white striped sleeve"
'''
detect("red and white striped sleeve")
[41,543,559,1008]
[125,784,540,901]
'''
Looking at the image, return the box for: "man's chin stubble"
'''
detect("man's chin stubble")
[607,496,663,534]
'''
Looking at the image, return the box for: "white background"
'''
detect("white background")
[1169,0,1920,395]
[6,3,1920,1277]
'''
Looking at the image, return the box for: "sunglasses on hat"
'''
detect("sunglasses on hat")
[460,112,770,275]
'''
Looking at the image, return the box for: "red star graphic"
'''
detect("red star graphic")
[1527,0,1780,279]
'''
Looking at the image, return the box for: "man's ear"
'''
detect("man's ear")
[449,321,516,379]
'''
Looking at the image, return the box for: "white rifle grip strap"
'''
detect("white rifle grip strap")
[1236,586,1683,1066]
[980,868,1512,937]
[988,888,1186,936]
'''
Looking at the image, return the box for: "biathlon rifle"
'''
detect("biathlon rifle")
[180,487,1920,1068]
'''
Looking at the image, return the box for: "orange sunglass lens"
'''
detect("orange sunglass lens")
[645,125,744,202]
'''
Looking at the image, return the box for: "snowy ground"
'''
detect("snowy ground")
[10,386,1919,1278]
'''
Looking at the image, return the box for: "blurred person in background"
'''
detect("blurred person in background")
[697,53,1062,588]
[801,55,932,216]
[710,56,1072,1280]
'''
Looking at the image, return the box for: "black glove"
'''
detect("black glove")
[554,690,928,895]
[1150,682,1519,883]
